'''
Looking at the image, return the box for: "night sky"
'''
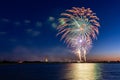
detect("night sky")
[0,0,120,61]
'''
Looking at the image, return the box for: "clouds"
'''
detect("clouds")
[0,16,58,51]
[0,16,58,40]
[39,46,76,61]
[1,18,10,22]
[24,20,31,24]
[48,16,55,21]
[0,18,43,42]
[0,18,43,27]
[0,16,60,61]
[32,31,41,37]
[0,16,57,28]
[13,21,21,26]
[0,46,75,61]
[0,32,7,35]
[0,46,41,61]
[51,23,57,28]
[48,16,57,29]
[26,29,40,37]
[35,21,42,27]
[11,46,41,61]
[26,29,33,33]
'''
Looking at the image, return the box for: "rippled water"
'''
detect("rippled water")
[0,63,120,80]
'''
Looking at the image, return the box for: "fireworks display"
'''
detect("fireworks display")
[57,7,100,62]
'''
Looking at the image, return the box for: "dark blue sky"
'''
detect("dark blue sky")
[0,0,120,61]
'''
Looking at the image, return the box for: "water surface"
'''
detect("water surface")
[0,63,120,80]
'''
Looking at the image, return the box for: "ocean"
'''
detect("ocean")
[0,63,120,80]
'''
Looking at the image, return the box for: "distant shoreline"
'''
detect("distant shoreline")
[0,61,120,64]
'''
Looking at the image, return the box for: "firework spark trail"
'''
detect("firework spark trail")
[57,7,100,62]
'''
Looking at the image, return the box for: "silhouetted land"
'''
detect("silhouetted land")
[0,60,120,64]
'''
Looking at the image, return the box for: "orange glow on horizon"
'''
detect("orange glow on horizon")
[88,54,120,61]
